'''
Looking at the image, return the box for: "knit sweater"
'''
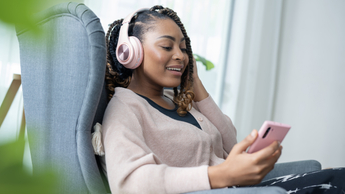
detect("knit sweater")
[101,87,237,194]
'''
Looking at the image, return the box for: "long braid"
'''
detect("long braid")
[105,5,195,116]
[105,19,132,100]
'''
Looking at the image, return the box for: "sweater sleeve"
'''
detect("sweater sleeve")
[102,99,211,194]
[194,95,237,154]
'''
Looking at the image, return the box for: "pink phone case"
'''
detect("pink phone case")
[247,121,291,153]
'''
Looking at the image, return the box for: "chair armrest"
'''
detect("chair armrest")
[262,160,321,182]
[186,160,320,193]
[186,186,286,194]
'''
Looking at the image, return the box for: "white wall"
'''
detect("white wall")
[273,0,345,168]
[222,0,345,168]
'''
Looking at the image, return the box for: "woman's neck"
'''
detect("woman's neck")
[127,75,164,100]
[127,83,163,99]
[127,79,175,110]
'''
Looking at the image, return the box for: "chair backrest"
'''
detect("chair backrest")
[16,2,109,193]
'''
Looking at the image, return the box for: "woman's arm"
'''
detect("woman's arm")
[192,57,237,153]
[192,57,209,102]
[191,58,282,188]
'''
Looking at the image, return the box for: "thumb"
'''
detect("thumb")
[233,130,258,154]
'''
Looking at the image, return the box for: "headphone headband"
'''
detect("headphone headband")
[122,8,148,24]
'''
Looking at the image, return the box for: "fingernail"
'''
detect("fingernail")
[251,130,256,138]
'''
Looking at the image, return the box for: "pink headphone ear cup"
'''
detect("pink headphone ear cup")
[116,8,148,69]
[124,36,144,69]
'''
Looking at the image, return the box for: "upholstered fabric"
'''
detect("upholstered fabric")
[262,160,322,182]
[16,2,108,193]
[187,187,287,194]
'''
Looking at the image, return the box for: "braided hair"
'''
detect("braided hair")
[105,5,195,116]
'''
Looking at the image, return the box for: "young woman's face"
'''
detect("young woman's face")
[138,18,189,88]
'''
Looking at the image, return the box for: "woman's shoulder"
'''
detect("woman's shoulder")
[103,87,149,123]
[113,87,135,97]
[107,87,147,110]
[112,87,143,102]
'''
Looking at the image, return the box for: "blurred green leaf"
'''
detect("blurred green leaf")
[0,0,36,26]
[0,138,58,194]
[193,54,215,71]
[0,0,79,37]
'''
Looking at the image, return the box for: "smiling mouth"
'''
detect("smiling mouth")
[166,67,182,72]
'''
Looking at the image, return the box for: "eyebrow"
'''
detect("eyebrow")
[157,35,185,42]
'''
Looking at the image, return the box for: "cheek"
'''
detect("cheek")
[184,55,189,65]
[144,48,167,65]
[184,55,189,69]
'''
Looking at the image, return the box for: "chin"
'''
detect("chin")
[164,81,181,89]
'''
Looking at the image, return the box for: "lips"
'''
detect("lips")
[166,67,182,72]
[166,65,184,72]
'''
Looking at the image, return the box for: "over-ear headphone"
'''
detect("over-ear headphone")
[116,8,149,69]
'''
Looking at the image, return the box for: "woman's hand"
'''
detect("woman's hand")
[208,130,282,188]
[191,57,209,102]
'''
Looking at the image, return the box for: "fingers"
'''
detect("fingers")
[269,145,282,162]
[262,146,282,175]
[232,130,258,154]
[258,144,282,170]
[192,57,199,80]
[254,140,281,159]
[222,132,282,188]
[254,145,282,181]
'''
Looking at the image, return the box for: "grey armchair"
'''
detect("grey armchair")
[16,2,321,194]
[16,2,109,193]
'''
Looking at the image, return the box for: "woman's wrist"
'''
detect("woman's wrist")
[208,165,227,189]
[193,77,209,102]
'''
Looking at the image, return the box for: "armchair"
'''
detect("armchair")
[16,2,109,193]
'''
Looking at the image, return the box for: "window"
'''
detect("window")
[0,22,22,145]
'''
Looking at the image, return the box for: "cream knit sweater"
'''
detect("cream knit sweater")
[101,87,237,194]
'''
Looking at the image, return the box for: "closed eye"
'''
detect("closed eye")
[181,48,187,53]
[162,46,172,51]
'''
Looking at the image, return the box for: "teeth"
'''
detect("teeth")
[167,67,181,72]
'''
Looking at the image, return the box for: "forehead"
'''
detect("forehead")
[143,18,185,41]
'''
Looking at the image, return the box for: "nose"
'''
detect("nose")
[172,47,185,61]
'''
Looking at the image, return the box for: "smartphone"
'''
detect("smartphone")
[247,121,291,153]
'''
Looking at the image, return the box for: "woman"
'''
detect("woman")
[99,5,345,194]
